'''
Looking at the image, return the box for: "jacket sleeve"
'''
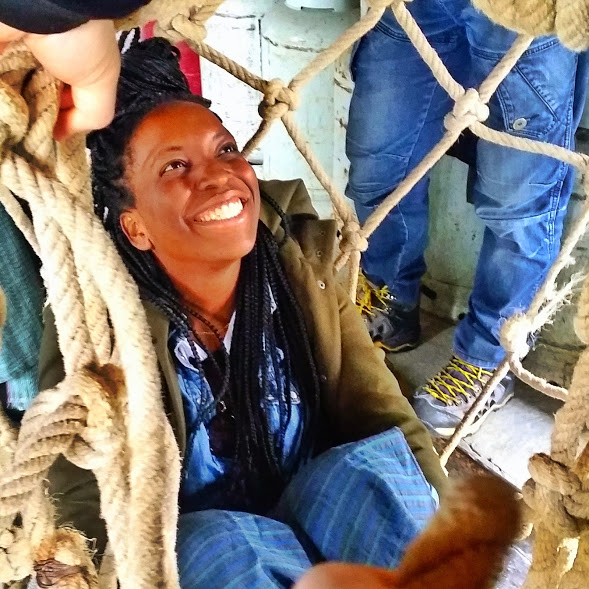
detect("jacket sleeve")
[38,307,108,556]
[333,283,448,495]
[0,1,150,34]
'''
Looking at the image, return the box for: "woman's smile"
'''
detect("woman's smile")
[195,197,244,223]
[189,188,251,227]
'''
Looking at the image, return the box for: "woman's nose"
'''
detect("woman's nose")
[193,159,230,192]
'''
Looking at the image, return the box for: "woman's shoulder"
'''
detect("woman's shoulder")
[259,178,317,224]
[259,178,339,269]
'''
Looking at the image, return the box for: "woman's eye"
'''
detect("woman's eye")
[220,143,238,154]
[161,160,187,175]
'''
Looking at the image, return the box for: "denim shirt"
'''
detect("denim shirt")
[170,304,302,512]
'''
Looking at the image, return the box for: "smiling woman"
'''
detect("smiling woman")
[121,101,260,285]
[38,36,447,589]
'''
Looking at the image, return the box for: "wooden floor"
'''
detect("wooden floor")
[435,440,532,588]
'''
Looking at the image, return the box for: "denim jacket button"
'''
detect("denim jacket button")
[513,117,527,130]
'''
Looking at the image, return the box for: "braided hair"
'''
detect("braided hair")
[88,35,321,509]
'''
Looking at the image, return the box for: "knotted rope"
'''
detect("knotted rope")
[516,286,589,588]
[473,0,589,51]
[149,2,589,586]
[0,41,181,588]
[0,366,123,588]
[1,0,589,587]
[443,88,490,135]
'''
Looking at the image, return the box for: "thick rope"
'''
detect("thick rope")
[114,2,589,585]
[0,368,119,587]
[0,0,587,587]
[473,0,589,51]
[0,43,181,588]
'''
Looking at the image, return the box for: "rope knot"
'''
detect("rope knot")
[34,529,97,589]
[444,88,489,134]
[0,46,39,149]
[340,221,368,254]
[64,365,126,471]
[162,12,207,45]
[499,313,533,358]
[0,527,33,583]
[259,79,299,121]
[523,453,589,537]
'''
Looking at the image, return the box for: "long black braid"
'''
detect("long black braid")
[89,36,321,510]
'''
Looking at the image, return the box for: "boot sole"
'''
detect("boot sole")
[429,391,515,439]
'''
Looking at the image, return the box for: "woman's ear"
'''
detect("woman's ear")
[120,209,153,251]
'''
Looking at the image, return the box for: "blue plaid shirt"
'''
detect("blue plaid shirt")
[170,308,303,511]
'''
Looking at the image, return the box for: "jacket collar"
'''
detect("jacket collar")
[144,301,188,454]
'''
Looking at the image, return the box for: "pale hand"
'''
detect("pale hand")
[0,19,121,140]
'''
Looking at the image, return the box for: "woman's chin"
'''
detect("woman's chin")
[204,239,257,266]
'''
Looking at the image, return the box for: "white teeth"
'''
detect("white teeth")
[197,199,243,222]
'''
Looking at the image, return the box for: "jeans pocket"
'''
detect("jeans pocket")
[474,40,577,140]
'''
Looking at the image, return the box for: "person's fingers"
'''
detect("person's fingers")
[0,21,25,45]
[54,65,119,139]
[0,21,26,55]
[23,20,121,139]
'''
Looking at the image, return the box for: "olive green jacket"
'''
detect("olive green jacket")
[40,179,446,554]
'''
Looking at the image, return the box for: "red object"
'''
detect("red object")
[142,22,202,95]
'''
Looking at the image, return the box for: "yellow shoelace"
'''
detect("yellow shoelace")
[423,356,493,405]
[355,272,391,317]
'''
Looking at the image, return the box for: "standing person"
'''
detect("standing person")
[346,0,589,437]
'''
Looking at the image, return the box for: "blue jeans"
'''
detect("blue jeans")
[346,0,589,368]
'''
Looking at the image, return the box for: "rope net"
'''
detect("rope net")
[0,0,588,587]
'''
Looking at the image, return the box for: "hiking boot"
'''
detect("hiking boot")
[412,355,515,438]
[356,273,420,353]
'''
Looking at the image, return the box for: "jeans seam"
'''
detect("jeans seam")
[404,79,441,185]
[470,37,559,60]
[384,72,440,297]
[490,64,559,140]
[514,62,557,124]
[432,0,463,27]
[547,99,574,261]
[350,69,441,205]
[374,21,413,43]
[389,206,411,298]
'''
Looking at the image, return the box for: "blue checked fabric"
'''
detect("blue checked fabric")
[176,427,438,589]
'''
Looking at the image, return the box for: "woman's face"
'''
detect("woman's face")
[121,101,261,271]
